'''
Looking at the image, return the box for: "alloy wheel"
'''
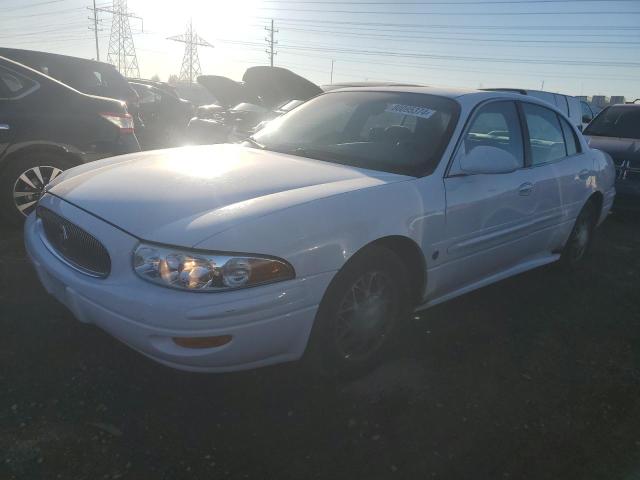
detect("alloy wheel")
[12,165,63,217]
[333,270,395,362]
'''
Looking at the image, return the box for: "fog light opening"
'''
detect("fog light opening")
[172,335,232,349]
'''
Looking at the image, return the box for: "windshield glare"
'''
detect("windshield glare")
[584,106,640,140]
[251,91,459,176]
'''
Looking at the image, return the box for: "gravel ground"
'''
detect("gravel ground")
[1,214,640,480]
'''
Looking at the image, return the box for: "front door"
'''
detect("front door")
[436,100,536,297]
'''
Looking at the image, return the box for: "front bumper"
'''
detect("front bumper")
[24,197,335,372]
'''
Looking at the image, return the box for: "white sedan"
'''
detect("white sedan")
[24,87,616,377]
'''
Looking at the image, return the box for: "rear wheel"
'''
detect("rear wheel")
[307,245,412,378]
[0,152,75,226]
[561,201,598,268]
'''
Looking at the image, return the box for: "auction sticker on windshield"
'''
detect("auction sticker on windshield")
[385,104,436,119]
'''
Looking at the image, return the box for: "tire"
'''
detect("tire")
[0,152,76,226]
[560,201,598,269]
[306,245,412,378]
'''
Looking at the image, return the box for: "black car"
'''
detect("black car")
[128,81,194,149]
[0,48,141,128]
[0,56,140,225]
[585,104,640,210]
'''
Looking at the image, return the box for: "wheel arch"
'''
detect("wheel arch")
[586,190,604,221]
[0,143,83,172]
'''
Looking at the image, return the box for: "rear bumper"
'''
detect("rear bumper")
[24,200,335,372]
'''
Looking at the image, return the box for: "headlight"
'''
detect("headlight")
[133,243,295,291]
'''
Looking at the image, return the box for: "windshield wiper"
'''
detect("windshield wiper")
[243,137,265,149]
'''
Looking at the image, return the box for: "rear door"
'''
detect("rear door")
[439,100,535,295]
[520,102,590,248]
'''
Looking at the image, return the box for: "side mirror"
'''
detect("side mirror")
[460,145,521,175]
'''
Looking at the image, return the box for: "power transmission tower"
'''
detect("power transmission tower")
[98,0,142,77]
[168,20,214,84]
[265,19,278,67]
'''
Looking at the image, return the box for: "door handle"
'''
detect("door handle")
[518,182,534,196]
[578,169,590,180]
[0,124,9,130]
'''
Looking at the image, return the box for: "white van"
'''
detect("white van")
[483,88,584,131]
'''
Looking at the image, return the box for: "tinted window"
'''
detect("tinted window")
[581,101,593,122]
[252,91,459,176]
[584,106,640,140]
[463,101,524,165]
[559,118,580,156]
[0,67,36,98]
[523,103,567,165]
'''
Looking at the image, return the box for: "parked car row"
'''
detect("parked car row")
[187,66,324,144]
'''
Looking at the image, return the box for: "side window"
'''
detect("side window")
[0,67,37,99]
[522,103,567,166]
[581,101,593,123]
[462,101,524,165]
[559,118,580,156]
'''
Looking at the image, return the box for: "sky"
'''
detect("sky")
[2,0,640,99]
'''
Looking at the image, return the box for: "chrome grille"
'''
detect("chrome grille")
[37,206,111,278]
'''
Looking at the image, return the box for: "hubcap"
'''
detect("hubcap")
[334,271,395,361]
[12,165,63,217]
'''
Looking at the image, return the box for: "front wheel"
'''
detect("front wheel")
[306,245,412,378]
[561,201,598,268]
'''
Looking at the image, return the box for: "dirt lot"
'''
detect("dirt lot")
[2,215,640,480]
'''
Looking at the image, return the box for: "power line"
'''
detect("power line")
[262,0,640,4]
[278,26,640,46]
[254,17,640,29]
[257,7,640,15]
[2,0,65,12]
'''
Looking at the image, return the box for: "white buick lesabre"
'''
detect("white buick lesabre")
[25,87,616,376]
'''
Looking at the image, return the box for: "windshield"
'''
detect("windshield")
[251,91,459,176]
[584,106,640,139]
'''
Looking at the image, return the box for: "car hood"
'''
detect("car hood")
[586,135,640,163]
[198,66,322,110]
[47,144,408,246]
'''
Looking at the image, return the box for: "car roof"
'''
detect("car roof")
[0,47,117,70]
[322,85,534,101]
[607,103,640,109]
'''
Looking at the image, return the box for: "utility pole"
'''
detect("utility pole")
[96,0,142,77]
[168,20,214,84]
[265,19,278,67]
[330,59,334,84]
[88,0,101,61]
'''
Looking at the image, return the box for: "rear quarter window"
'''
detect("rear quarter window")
[0,67,37,99]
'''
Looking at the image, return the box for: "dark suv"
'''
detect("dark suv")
[0,57,140,225]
